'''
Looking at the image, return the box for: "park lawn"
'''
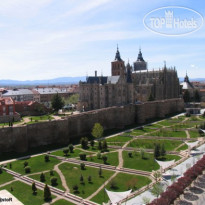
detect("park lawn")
[53,199,75,205]
[25,115,54,121]
[157,120,180,127]
[127,139,184,151]
[130,128,155,136]
[29,171,65,191]
[59,162,114,198]
[8,154,60,175]
[106,135,132,143]
[189,130,200,138]
[91,173,151,204]
[122,151,181,172]
[144,123,163,129]
[51,148,93,158]
[176,144,188,151]
[87,151,119,166]
[0,180,56,205]
[107,142,125,147]
[150,130,187,138]
[0,170,14,185]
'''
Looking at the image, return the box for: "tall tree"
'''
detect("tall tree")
[51,93,64,112]
[32,182,37,195]
[154,144,161,159]
[194,90,201,102]
[92,123,104,139]
[160,144,166,158]
[183,90,190,103]
[151,183,163,198]
[44,184,51,201]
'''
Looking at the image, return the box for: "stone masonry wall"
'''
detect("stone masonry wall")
[0,99,184,153]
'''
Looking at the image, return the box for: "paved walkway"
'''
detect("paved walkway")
[185,130,191,139]
[0,179,17,188]
[54,162,70,193]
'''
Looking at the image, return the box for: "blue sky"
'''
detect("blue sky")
[0,0,204,80]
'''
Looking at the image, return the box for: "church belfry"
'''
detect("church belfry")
[111,45,125,76]
[133,48,147,71]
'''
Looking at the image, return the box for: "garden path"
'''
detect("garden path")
[0,179,17,188]
[54,162,70,193]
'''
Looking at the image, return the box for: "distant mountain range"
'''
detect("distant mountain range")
[0,76,204,86]
[0,77,86,86]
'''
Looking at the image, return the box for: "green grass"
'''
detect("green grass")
[130,127,155,136]
[59,162,114,198]
[107,142,125,146]
[189,130,200,138]
[87,151,119,166]
[176,144,188,151]
[53,199,75,205]
[51,148,93,158]
[8,154,60,175]
[29,171,65,191]
[122,151,181,172]
[150,129,187,138]
[106,135,132,142]
[0,171,14,185]
[157,120,179,127]
[127,139,184,151]
[91,173,151,204]
[0,181,56,205]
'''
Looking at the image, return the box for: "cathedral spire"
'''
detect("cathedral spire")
[137,48,144,62]
[115,45,122,61]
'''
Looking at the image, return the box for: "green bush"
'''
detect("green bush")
[24,166,31,173]
[50,177,58,186]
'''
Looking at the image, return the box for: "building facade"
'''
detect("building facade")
[78,47,180,111]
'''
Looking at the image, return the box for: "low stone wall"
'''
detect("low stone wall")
[0,98,184,153]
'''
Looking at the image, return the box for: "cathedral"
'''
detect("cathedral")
[78,47,180,111]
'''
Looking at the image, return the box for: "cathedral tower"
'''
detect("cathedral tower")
[111,46,125,76]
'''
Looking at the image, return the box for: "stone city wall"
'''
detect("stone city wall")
[0,98,184,153]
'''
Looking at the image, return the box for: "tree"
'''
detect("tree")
[153,171,161,182]
[154,144,161,159]
[9,163,12,169]
[128,152,133,158]
[97,151,101,159]
[80,137,88,149]
[183,90,190,103]
[79,152,86,160]
[92,123,104,139]
[161,144,166,158]
[0,168,2,174]
[44,155,49,162]
[64,94,79,105]
[109,179,117,189]
[98,141,102,150]
[99,166,102,177]
[50,170,54,176]
[51,93,64,112]
[40,173,46,182]
[194,90,201,102]
[140,148,145,159]
[32,182,37,195]
[50,177,58,186]
[24,166,31,173]
[142,196,150,205]
[102,140,108,151]
[102,155,108,164]
[90,140,95,148]
[69,144,74,153]
[24,161,28,168]
[63,148,69,156]
[148,93,155,101]
[151,183,163,198]
[80,163,85,170]
[88,175,92,183]
[80,174,84,184]
[73,185,78,193]
[44,184,51,201]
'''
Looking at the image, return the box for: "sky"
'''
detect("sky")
[0,0,204,80]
